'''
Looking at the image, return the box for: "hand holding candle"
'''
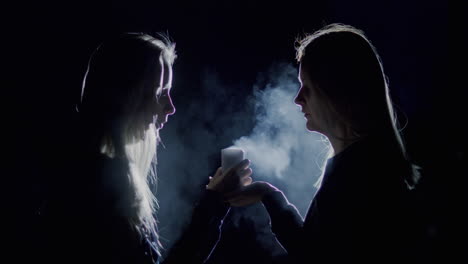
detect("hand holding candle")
[221,147,245,171]
[206,147,252,193]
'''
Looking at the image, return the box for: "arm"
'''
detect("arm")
[163,190,230,264]
[226,181,308,262]
[164,160,251,263]
[262,190,306,261]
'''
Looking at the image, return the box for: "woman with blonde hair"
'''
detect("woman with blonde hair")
[43,33,251,264]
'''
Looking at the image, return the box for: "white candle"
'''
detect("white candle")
[221,147,245,171]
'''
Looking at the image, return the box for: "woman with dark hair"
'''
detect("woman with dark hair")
[43,33,251,264]
[225,24,421,263]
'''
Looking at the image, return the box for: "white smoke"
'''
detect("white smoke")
[233,63,331,214]
[158,63,331,256]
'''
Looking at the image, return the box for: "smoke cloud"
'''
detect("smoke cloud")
[233,64,330,215]
[157,63,330,259]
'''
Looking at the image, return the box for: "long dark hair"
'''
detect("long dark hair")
[296,24,419,188]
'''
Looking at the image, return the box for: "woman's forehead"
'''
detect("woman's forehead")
[155,57,172,88]
[162,60,173,89]
[298,63,310,82]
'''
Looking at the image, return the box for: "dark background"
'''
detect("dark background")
[8,0,466,263]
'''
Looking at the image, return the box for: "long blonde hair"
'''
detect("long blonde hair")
[79,33,176,253]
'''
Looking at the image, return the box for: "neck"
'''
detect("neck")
[326,124,361,157]
[327,137,354,156]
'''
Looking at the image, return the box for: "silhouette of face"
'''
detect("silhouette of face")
[294,63,333,135]
[144,60,176,130]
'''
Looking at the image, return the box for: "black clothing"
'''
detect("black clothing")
[41,148,229,264]
[163,191,230,264]
[42,153,159,264]
[262,136,419,263]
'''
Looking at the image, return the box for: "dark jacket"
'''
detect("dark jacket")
[41,148,229,264]
[262,136,419,263]
[163,191,230,264]
[42,154,158,264]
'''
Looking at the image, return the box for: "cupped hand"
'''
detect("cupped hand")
[206,159,253,194]
[225,181,278,207]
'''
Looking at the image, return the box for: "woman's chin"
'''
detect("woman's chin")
[306,121,314,131]
[306,122,320,133]
[155,122,164,130]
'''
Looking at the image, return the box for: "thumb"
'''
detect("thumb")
[213,167,223,178]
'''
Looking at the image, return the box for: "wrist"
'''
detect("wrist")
[259,182,278,197]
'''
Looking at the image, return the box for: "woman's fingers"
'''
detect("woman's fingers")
[208,160,252,193]
[224,160,251,181]
[234,159,250,171]
[238,167,252,179]
[206,167,223,190]
[242,176,252,186]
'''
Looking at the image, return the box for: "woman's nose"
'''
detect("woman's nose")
[165,97,176,115]
[294,88,304,106]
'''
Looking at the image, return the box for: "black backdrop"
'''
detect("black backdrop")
[7,0,466,263]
